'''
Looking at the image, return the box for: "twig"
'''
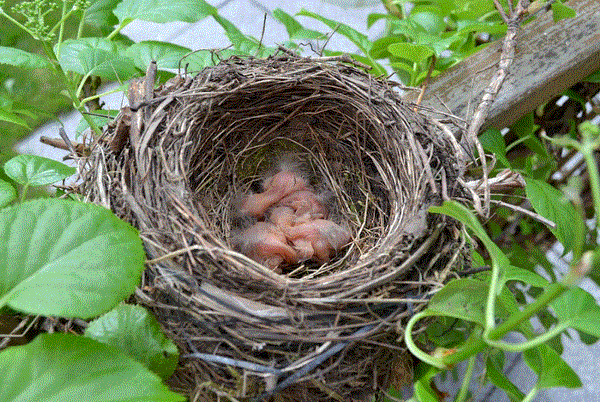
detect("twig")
[312,54,372,71]
[254,13,267,57]
[466,0,528,216]
[488,200,555,230]
[40,129,89,157]
[251,325,375,402]
[183,352,284,375]
[0,315,39,349]
[318,25,339,56]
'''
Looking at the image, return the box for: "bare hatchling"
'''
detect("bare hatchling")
[232,158,351,272]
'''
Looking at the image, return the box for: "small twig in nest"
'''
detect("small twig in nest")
[254,13,267,57]
[40,133,88,158]
[488,198,556,228]
[456,266,492,276]
[312,53,372,71]
[183,351,283,375]
[252,324,375,402]
[466,0,528,216]
[0,315,40,349]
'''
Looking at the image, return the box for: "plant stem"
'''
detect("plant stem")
[455,356,476,402]
[80,86,126,105]
[444,283,571,366]
[505,134,531,152]
[404,311,446,368]
[0,10,38,39]
[485,321,569,352]
[489,284,567,339]
[107,21,131,40]
[50,3,84,38]
[581,145,600,231]
[56,1,68,45]
[484,259,502,330]
[20,184,29,202]
[76,72,94,99]
[78,8,87,38]
[522,384,539,402]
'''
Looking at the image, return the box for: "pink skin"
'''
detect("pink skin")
[268,205,297,229]
[278,190,328,222]
[235,221,299,271]
[284,219,351,263]
[239,170,308,218]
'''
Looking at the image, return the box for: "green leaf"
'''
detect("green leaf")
[114,0,216,23]
[425,315,468,347]
[563,88,587,109]
[511,113,548,158]
[0,199,145,318]
[85,304,179,380]
[504,265,549,287]
[76,109,120,137]
[57,38,138,81]
[456,20,507,36]
[390,61,414,74]
[523,343,582,389]
[370,36,404,59]
[297,9,372,54]
[524,177,580,253]
[125,41,192,71]
[0,333,184,402]
[57,37,115,58]
[585,69,600,83]
[551,287,600,337]
[0,179,17,208]
[388,42,433,63]
[429,201,509,268]
[390,19,418,39]
[180,49,240,71]
[0,47,52,69]
[413,363,441,402]
[427,278,487,325]
[485,356,525,401]
[317,49,385,76]
[367,13,393,29]
[496,286,534,333]
[0,96,52,122]
[409,7,445,35]
[551,1,576,22]
[419,34,464,56]
[0,108,30,128]
[85,0,120,28]
[212,14,262,55]
[4,155,75,187]
[479,128,510,167]
[273,9,326,40]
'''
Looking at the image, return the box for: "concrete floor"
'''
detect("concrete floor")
[17,1,600,400]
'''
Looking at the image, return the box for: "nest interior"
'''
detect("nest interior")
[80,52,469,401]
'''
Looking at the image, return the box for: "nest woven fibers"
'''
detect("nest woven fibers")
[79,50,471,401]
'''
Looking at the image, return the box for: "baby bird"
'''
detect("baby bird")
[277,190,328,222]
[233,221,299,272]
[284,219,351,263]
[268,205,297,230]
[238,165,309,218]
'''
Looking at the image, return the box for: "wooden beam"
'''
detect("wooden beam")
[404,0,600,130]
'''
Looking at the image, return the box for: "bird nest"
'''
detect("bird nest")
[78,51,472,401]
